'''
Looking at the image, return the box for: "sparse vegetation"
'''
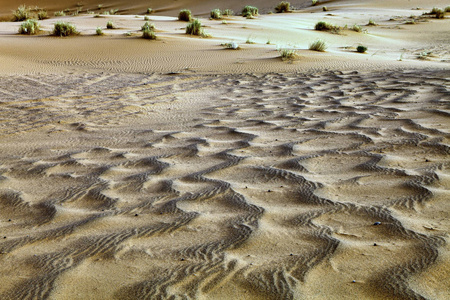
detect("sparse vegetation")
[357,45,367,53]
[222,9,234,16]
[312,0,318,6]
[147,8,153,14]
[12,5,30,21]
[186,19,203,36]
[275,2,291,13]
[279,48,297,60]
[242,6,258,17]
[106,20,115,29]
[144,16,150,21]
[352,24,362,32]
[367,19,377,26]
[211,9,222,19]
[445,6,450,12]
[178,9,192,21]
[222,42,240,49]
[435,9,445,18]
[309,39,327,51]
[142,27,156,39]
[37,10,48,20]
[246,36,255,44]
[315,21,340,33]
[18,19,40,35]
[54,11,66,17]
[323,6,328,12]
[222,20,227,24]
[53,21,79,37]
[96,27,103,35]
[141,21,155,31]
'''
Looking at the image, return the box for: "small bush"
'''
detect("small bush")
[323,6,328,12]
[37,10,48,20]
[246,37,255,44]
[367,19,377,26]
[53,21,79,37]
[352,24,362,32]
[211,9,222,19]
[13,5,30,21]
[279,48,297,60]
[141,21,155,31]
[309,39,327,51]
[109,9,118,15]
[435,9,445,19]
[147,8,153,14]
[96,27,103,35]
[222,42,240,49]
[186,19,203,36]
[275,2,291,13]
[315,21,339,32]
[142,28,156,39]
[18,19,40,35]
[106,20,115,29]
[144,16,149,21]
[357,45,367,53]
[312,0,318,6]
[242,6,258,17]
[445,6,450,12]
[222,9,234,16]
[54,11,66,17]
[430,7,440,14]
[178,9,192,21]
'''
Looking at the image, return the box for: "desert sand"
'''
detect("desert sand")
[0,0,449,299]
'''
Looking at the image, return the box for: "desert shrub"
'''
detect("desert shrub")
[106,20,115,29]
[404,19,416,24]
[222,42,240,49]
[309,39,327,51]
[352,24,362,32]
[102,11,110,15]
[211,9,222,19]
[242,6,258,17]
[445,6,450,12]
[435,9,445,18]
[142,28,156,39]
[53,21,78,36]
[357,45,367,53]
[222,9,234,16]
[312,0,318,6]
[323,6,328,12]
[18,19,40,34]
[178,9,192,21]
[147,8,153,14]
[315,21,339,32]
[367,19,377,26]
[144,15,149,21]
[109,9,118,15]
[430,7,440,14]
[141,21,155,31]
[37,10,48,20]
[275,2,291,13]
[222,20,227,24]
[54,11,66,17]
[186,19,203,35]
[279,48,297,60]
[13,5,30,21]
[246,36,255,44]
[96,27,103,35]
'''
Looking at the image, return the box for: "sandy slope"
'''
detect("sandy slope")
[0,1,449,300]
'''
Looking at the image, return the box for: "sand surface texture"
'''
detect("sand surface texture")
[0,1,449,300]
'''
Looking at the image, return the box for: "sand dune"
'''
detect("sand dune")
[0,0,449,299]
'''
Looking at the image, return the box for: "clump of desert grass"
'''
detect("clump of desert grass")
[445,6,450,12]
[275,2,291,13]
[309,39,327,51]
[12,5,31,21]
[222,9,234,16]
[178,9,192,21]
[279,48,298,60]
[147,8,153,14]
[315,21,340,33]
[357,45,368,53]
[37,10,48,20]
[221,42,240,50]
[54,11,66,17]
[352,24,363,32]
[426,7,446,19]
[211,9,222,19]
[142,28,156,39]
[53,21,79,37]
[106,20,116,29]
[323,6,328,12]
[242,6,258,18]
[18,19,40,35]
[367,19,377,26]
[141,21,155,31]
[312,0,318,6]
[96,27,103,35]
[186,19,205,36]
[144,15,150,21]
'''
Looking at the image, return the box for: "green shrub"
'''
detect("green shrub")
[54,11,66,17]
[178,9,192,21]
[186,19,203,35]
[106,20,115,29]
[357,45,367,53]
[445,6,450,12]
[242,6,258,17]
[142,28,156,39]
[435,9,445,18]
[144,15,149,21]
[37,10,48,20]
[352,24,362,32]
[275,2,291,13]
[96,27,103,35]
[323,6,328,12]
[53,21,79,37]
[312,0,318,6]
[211,9,222,19]
[147,8,153,14]
[315,21,340,32]
[367,19,377,26]
[141,21,155,31]
[222,9,234,16]
[279,48,297,60]
[309,39,327,51]
[12,5,30,21]
[18,19,40,34]
[222,42,240,49]
[109,9,118,15]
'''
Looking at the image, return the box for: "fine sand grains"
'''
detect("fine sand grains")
[0,70,448,299]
